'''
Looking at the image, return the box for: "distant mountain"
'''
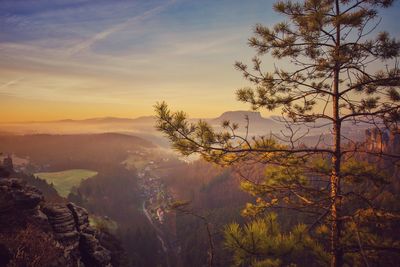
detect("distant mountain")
[0,111,370,140]
[80,117,136,124]
[8,116,158,127]
[212,110,264,122]
[131,116,157,124]
[0,111,286,137]
[209,111,283,133]
[52,117,136,124]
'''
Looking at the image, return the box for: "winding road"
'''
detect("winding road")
[142,201,171,267]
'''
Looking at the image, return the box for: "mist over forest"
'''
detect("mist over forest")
[1,0,400,267]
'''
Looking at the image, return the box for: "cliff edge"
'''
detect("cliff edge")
[0,177,113,267]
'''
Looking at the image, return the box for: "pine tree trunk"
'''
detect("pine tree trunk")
[331,125,342,267]
[331,71,343,267]
[331,1,343,266]
[331,68,342,266]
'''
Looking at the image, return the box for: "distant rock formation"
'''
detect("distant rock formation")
[365,128,400,154]
[210,110,282,133]
[0,178,113,267]
[2,155,13,174]
[0,155,13,178]
[216,110,263,121]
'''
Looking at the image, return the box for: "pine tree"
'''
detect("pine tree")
[224,213,329,267]
[155,1,400,266]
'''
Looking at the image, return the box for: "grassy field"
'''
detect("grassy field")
[35,169,98,197]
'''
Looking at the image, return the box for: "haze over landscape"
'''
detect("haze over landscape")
[1,1,400,267]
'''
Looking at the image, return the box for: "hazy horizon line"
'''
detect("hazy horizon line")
[0,109,273,124]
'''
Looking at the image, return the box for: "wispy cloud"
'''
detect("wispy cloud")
[67,0,177,56]
[9,0,397,120]
[0,77,24,89]
[167,32,244,56]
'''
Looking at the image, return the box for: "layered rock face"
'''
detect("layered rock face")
[0,178,113,267]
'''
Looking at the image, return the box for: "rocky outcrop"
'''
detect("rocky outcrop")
[365,128,400,154]
[68,203,112,267]
[0,156,13,179]
[41,204,81,265]
[0,178,113,267]
[0,178,43,227]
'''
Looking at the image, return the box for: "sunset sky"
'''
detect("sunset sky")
[1,0,399,122]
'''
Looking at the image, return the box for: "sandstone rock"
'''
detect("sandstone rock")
[0,178,43,211]
[80,233,112,267]
[0,178,114,267]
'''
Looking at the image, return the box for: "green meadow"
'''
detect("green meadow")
[35,169,98,197]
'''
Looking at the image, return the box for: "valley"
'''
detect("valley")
[0,131,252,266]
[35,169,98,197]
[1,108,399,267]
